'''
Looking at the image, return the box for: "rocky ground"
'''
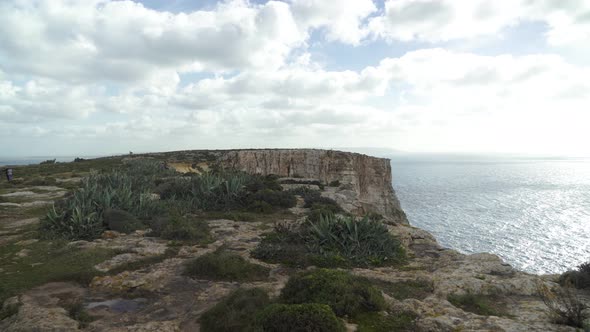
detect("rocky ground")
[0,155,588,331]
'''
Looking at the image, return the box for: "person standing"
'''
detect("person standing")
[5,168,13,181]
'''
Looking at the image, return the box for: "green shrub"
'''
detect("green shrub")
[104,208,144,234]
[256,303,345,332]
[302,192,340,210]
[149,214,212,243]
[246,200,275,214]
[328,180,341,187]
[307,214,405,267]
[560,261,590,289]
[40,159,56,165]
[247,189,296,209]
[200,288,270,332]
[185,249,269,282]
[354,312,417,332]
[307,202,342,223]
[280,269,386,317]
[41,204,103,240]
[40,160,169,240]
[245,174,282,192]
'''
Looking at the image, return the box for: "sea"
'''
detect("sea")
[2,154,588,275]
[391,157,590,275]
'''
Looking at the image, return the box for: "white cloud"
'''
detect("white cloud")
[368,0,590,47]
[289,0,377,45]
[0,0,305,82]
[369,0,524,42]
[375,49,590,154]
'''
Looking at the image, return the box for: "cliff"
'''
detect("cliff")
[154,149,408,224]
[218,149,408,224]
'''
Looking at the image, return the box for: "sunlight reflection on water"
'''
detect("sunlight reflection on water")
[392,159,590,275]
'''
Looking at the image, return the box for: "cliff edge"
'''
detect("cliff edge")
[155,149,408,224]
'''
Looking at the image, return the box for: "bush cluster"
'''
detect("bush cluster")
[252,215,404,268]
[280,269,386,317]
[40,159,297,240]
[40,159,170,240]
[184,249,269,282]
[155,172,295,213]
[148,214,212,243]
[560,261,590,289]
[256,303,344,332]
[199,269,399,332]
[199,288,270,332]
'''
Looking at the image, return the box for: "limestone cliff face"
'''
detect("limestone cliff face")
[215,149,408,224]
[156,149,407,224]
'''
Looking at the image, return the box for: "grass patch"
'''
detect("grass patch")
[280,269,386,318]
[371,279,433,300]
[447,292,511,317]
[354,311,417,332]
[184,249,269,282]
[0,240,118,303]
[199,288,271,332]
[256,303,345,332]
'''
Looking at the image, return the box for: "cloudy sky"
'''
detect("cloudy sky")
[1,0,590,157]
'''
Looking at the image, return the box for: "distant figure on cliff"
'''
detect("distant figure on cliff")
[4,168,13,181]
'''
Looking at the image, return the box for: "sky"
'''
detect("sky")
[1,0,590,157]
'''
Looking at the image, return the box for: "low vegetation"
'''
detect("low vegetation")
[280,269,386,318]
[256,303,345,332]
[40,159,298,241]
[199,269,397,332]
[184,249,269,282]
[371,279,433,300]
[0,239,119,304]
[252,214,404,268]
[537,282,589,328]
[354,312,418,332]
[65,301,95,328]
[199,288,271,332]
[559,260,590,289]
[447,292,511,317]
[148,214,212,243]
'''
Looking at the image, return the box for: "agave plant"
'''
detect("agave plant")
[306,214,404,266]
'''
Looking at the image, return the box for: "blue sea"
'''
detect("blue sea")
[391,157,590,275]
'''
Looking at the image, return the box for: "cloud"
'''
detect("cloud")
[368,0,590,47]
[369,0,524,42]
[289,0,377,45]
[0,0,305,82]
[375,48,590,154]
